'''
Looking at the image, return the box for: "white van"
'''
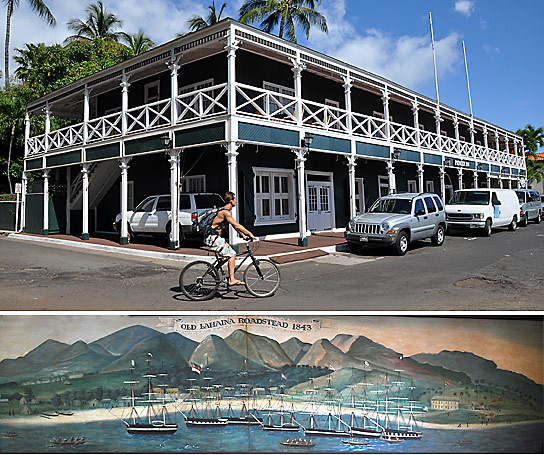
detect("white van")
[445,189,520,236]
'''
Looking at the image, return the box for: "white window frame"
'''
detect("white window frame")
[373,110,393,121]
[253,167,296,225]
[426,180,435,193]
[418,123,425,131]
[181,174,206,193]
[459,135,466,142]
[441,130,448,137]
[104,106,121,115]
[476,140,482,146]
[178,78,214,95]
[325,99,341,130]
[355,177,365,214]
[263,81,295,115]
[407,180,418,193]
[378,175,389,197]
[144,80,160,104]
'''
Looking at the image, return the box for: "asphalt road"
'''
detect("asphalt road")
[1,222,543,311]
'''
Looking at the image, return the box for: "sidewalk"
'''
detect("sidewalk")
[5,231,348,264]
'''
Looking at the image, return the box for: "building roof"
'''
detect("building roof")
[431,396,460,402]
[24,18,520,140]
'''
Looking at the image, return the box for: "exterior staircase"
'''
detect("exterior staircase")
[70,160,119,210]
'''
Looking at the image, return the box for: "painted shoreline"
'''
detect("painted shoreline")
[1,405,541,431]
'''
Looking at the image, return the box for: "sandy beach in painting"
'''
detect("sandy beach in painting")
[1,404,541,431]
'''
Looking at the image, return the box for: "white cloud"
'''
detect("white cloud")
[306,0,461,90]
[454,0,475,18]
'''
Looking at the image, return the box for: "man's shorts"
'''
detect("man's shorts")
[204,235,236,258]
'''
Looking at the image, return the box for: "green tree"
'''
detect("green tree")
[516,124,544,156]
[2,0,56,87]
[239,0,328,43]
[526,159,544,183]
[123,30,155,56]
[65,1,129,44]
[187,1,227,32]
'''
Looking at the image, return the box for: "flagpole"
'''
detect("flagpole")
[462,40,474,119]
[429,12,440,105]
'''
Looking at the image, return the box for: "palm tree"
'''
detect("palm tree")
[3,0,56,87]
[516,124,544,156]
[526,159,544,183]
[123,30,155,56]
[64,1,128,44]
[187,1,226,32]
[13,42,45,82]
[239,0,328,43]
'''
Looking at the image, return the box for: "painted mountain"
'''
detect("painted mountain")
[281,337,311,364]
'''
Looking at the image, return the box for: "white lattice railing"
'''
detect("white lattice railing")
[301,100,349,133]
[441,136,457,155]
[126,98,171,133]
[49,122,84,150]
[351,113,387,140]
[419,130,440,150]
[27,134,46,156]
[87,112,122,142]
[176,83,228,123]
[389,122,418,147]
[235,83,297,123]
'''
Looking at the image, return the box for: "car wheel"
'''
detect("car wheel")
[483,219,492,237]
[393,231,409,256]
[508,216,517,231]
[127,225,136,243]
[431,225,445,246]
[535,212,541,224]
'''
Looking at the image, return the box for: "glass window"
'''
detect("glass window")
[135,197,156,212]
[424,196,437,213]
[515,191,525,203]
[156,196,171,210]
[179,195,191,210]
[194,194,224,209]
[432,196,444,211]
[181,175,206,193]
[369,198,411,214]
[414,199,426,215]
[254,168,294,223]
[144,81,160,104]
[449,191,490,205]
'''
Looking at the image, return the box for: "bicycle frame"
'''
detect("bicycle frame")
[213,241,264,283]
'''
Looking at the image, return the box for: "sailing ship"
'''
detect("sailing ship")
[302,376,351,437]
[261,384,300,432]
[379,367,423,440]
[122,354,178,434]
[223,369,262,425]
[279,439,316,447]
[184,376,228,427]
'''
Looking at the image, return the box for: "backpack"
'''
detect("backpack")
[191,207,225,236]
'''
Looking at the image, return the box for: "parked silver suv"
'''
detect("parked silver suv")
[515,189,542,226]
[345,193,446,256]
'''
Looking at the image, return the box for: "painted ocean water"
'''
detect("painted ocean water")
[1,420,543,453]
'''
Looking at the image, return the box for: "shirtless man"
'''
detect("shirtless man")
[205,191,255,286]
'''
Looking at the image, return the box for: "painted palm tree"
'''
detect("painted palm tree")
[515,124,544,156]
[3,0,56,87]
[124,30,155,56]
[238,0,328,43]
[65,1,128,44]
[187,1,227,32]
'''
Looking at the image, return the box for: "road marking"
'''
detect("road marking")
[464,237,477,241]
[311,252,383,266]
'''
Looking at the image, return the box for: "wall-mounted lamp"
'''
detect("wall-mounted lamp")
[444,158,452,166]
[160,132,172,150]
[392,148,401,161]
[301,133,313,157]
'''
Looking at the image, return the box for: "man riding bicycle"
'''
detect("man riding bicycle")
[205,191,255,286]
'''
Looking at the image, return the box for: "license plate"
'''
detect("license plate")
[359,235,368,242]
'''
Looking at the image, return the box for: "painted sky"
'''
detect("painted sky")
[0,315,542,384]
[0,0,542,149]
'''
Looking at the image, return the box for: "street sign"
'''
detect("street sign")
[15,183,22,194]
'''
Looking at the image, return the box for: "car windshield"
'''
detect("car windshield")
[515,191,525,203]
[134,197,156,212]
[448,191,490,205]
[194,194,224,209]
[369,198,411,214]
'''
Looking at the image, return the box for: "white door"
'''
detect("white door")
[307,182,332,231]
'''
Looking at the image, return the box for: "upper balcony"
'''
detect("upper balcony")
[26,80,525,169]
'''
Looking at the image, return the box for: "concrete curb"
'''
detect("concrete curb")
[6,233,347,264]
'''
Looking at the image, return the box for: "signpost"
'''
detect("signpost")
[15,183,21,232]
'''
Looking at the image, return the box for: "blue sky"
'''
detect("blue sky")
[1,0,542,143]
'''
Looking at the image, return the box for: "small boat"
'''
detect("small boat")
[57,411,74,416]
[50,436,87,445]
[279,439,316,447]
[382,435,403,443]
[342,438,370,445]
[456,440,474,445]
[41,412,59,417]
[2,432,18,438]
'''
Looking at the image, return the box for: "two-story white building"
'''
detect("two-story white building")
[22,19,526,248]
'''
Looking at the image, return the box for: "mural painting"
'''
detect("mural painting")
[0,315,542,453]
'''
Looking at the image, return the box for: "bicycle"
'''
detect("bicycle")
[179,240,281,300]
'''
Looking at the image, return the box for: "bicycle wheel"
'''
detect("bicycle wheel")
[243,259,281,298]
[179,261,220,301]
